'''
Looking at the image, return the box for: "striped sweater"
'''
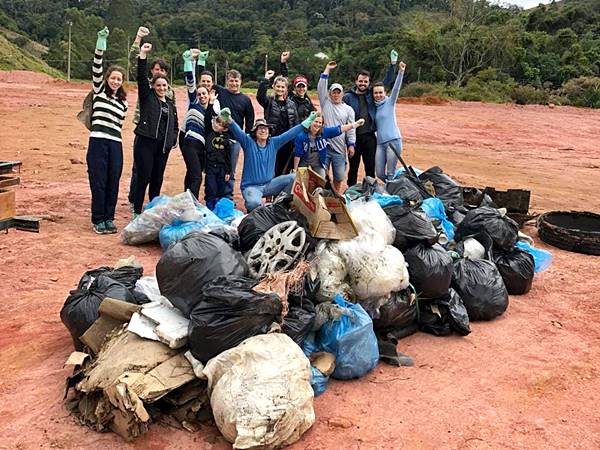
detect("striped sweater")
[90,49,128,142]
[182,68,206,143]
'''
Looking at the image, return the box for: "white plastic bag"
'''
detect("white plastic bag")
[462,237,486,260]
[315,242,352,302]
[203,333,315,449]
[121,191,206,245]
[347,199,396,245]
[337,234,409,300]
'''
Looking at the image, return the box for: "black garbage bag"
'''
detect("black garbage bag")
[384,204,438,251]
[418,166,463,208]
[455,206,519,251]
[188,276,283,363]
[346,176,386,201]
[417,288,471,336]
[156,232,248,317]
[385,175,423,203]
[60,275,140,350]
[372,288,418,339]
[493,248,535,295]
[238,195,309,252]
[452,258,509,321]
[404,243,453,299]
[282,296,316,346]
[76,265,144,291]
[462,188,497,210]
[447,207,466,226]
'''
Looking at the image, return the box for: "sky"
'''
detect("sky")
[493,0,555,9]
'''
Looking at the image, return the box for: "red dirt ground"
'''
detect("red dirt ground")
[1,71,599,450]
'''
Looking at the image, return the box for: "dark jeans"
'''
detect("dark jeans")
[205,164,233,210]
[275,141,294,176]
[181,135,205,200]
[348,132,377,187]
[86,137,123,224]
[132,135,170,214]
[127,136,137,204]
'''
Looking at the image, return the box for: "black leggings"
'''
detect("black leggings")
[180,135,205,200]
[132,135,170,214]
[347,132,377,187]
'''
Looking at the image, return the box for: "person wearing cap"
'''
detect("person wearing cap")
[317,61,356,194]
[373,61,407,181]
[342,50,397,187]
[222,112,318,211]
[257,67,299,176]
[279,51,316,121]
[203,92,234,210]
[293,114,366,177]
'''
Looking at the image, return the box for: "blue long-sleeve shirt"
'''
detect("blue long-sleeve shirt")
[294,126,342,166]
[374,70,404,144]
[229,122,306,189]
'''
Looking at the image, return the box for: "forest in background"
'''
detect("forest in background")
[1,0,600,107]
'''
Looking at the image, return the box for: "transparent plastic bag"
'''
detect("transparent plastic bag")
[347,199,396,245]
[315,242,351,302]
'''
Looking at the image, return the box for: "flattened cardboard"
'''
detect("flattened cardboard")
[292,167,358,240]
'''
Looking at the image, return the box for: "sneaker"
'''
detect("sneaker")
[104,220,117,234]
[92,222,107,234]
[132,212,140,221]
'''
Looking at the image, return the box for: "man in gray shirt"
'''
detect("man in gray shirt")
[317,61,356,194]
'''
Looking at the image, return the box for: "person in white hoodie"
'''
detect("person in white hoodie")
[373,61,406,181]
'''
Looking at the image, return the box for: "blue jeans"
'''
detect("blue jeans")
[205,164,233,210]
[242,174,295,212]
[323,150,347,182]
[376,139,401,181]
[228,141,241,191]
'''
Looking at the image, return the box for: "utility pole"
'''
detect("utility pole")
[67,21,72,82]
[126,36,130,83]
[214,62,218,85]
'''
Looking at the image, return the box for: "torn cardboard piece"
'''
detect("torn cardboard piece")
[292,167,358,240]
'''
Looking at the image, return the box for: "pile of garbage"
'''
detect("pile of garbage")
[60,166,552,448]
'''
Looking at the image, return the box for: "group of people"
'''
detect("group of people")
[85,26,406,234]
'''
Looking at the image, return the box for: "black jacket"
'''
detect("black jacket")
[257,78,299,136]
[134,57,179,149]
[279,61,315,120]
[203,103,232,173]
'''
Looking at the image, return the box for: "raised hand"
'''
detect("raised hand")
[265,69,275,80]
[390,49,398,65]
[140,43,152,55]
[96,27,109,51]
[326,61,337,71]
[136,26,150,39]
[198,50,209,65]
[209,90,218,104]
[190,48,201,59]
[399,61,406,72]
[183,50,193,71]
[301,111,318,128]
[281,51,290,63]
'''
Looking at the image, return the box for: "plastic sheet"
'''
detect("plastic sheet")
[515,240,553,272]
[421,197,456,242]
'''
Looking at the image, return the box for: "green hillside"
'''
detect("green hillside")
[0,29,62,77]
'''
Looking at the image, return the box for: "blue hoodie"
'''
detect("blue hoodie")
[294,125,342,166]
[374,70,404,145]
[229,121,305,189]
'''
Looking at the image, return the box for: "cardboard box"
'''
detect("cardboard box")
[0,189,15,221]
[291,167,358,240]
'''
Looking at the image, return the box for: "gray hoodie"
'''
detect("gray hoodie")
[317,74,356,155]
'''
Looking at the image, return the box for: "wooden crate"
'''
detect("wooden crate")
[0,189,16,221]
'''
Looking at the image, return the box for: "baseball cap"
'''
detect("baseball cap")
[293,75,308,87]
[329,83,343,92]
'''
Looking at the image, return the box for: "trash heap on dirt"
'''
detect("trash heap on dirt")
[60,166,552,448]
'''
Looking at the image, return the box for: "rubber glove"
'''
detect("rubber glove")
[198,50,209,66]
[219,107,232,124]
[390,49,398,65]
[96,27,109,51]
[182,50,193,72]
[301,111,318,129]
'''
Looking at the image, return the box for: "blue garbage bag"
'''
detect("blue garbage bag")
[372,192,404,208]
[317,295,379,380]
[144,194,170,211]
[310,366,328,397]
[214,198,245,225]
[515,241,553,272]
[302,332,319,357]
[421,197,455,242]
[159,221,205,250]
[394,166,423,178]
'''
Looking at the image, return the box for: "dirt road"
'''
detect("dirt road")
[1,71,599,449]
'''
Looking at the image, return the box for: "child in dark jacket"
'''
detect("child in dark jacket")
[203,93,233,210]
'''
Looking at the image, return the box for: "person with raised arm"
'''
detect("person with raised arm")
[373,61,407,181]
[86,27,128,234]
[317,60,356,194]
[343,50,397,187]
[279,51,316,121]
[257,67,299,176]
[222,112,318,211]
[293,114,365,177]
[131,42,179,217]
